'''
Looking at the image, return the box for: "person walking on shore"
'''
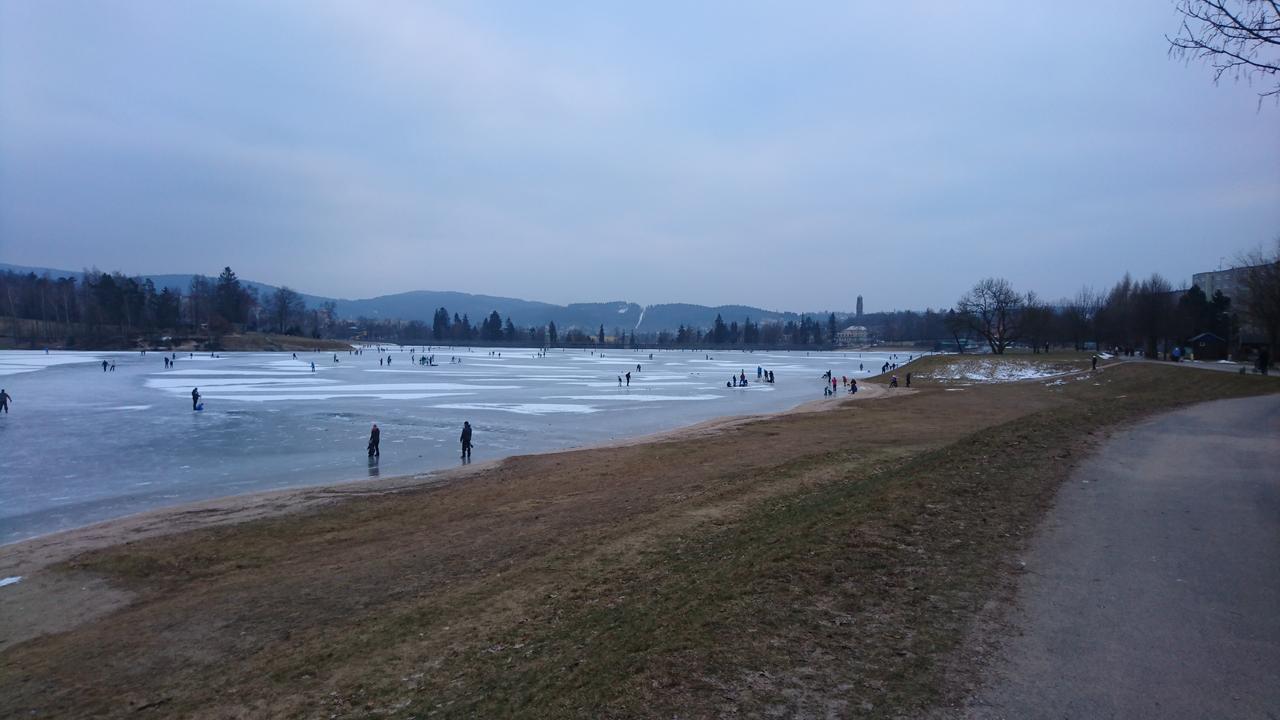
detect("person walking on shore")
[191,387,200,411]
[460,421,473,461]
[368,423,380,457]
[0,388,11,414]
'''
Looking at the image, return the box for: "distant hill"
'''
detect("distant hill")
[0,263,852,332]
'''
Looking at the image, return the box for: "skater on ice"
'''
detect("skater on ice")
[460,421,473,461]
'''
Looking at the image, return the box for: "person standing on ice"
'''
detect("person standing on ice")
[368,423,380,457]
[0,388,11,414]
[460,421,473,461]
[102,360,109,372]
[191,387,200,411]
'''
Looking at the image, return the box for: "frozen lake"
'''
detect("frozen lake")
[0,346,916,544]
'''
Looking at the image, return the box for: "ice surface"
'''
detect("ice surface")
[0,347,922,544]
[0,352,105,376]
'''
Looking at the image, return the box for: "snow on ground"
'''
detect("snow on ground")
[923,358,1079,383]
[0,576,21,587]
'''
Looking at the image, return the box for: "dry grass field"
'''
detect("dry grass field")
[2,358,1274,718]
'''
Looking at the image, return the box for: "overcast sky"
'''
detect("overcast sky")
[1,1,1276,312]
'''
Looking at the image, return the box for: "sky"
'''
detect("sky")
[1,1,1277,313]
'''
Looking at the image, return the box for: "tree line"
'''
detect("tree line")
[0,266,337,345]
[947,252,1278,360]
[5,247,1277,358]
[344,309,849,349]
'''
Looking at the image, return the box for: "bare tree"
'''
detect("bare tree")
[1062,286,1102,351]
[943,308,968,353]
[1021,291,1055,353]
[1169,0,1280,102]
[1237,239,1280,359]
[956,278,1025,355]
[1133,274,1177,358]
[268,286,306,335]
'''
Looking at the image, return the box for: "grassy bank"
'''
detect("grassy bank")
[1,363,1274,718]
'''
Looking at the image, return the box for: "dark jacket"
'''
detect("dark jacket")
[460,424,472,446]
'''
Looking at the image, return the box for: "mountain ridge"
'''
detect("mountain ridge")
[0,263,856,332]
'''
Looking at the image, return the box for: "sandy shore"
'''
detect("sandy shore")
[0,381,893,647]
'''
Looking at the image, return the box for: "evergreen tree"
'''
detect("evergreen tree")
[432,307,451,340]
[712,313,728,344]
[215,266,245,324]
[153,286,181,330]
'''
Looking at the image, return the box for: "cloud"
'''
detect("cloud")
[1,0,1277,311]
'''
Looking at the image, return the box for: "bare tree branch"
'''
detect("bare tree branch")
[1169,0,1280,102]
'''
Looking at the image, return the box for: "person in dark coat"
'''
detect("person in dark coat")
[191,387,200,411]
[368,423,380,457]
[0,388,10,414]
[460,421,473,460]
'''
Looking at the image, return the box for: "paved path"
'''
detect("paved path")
[962,394,1280,719]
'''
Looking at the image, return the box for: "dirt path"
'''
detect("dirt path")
[959,394,1280,719]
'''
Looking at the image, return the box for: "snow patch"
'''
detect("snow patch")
[551,394,720,402]
[0,576,21,588]
[925,359,1077,383]
[432,402,598,415]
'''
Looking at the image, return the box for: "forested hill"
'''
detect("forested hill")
[0,263,846,332]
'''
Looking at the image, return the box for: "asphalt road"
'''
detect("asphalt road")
[961,393,1280,719]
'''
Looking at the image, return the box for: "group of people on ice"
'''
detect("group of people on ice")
[819,365,913,396]
[727,367,776,388]
[367,421,473,463]
[822,370,859,396]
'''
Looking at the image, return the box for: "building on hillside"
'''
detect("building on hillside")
[1192,267,1250,303]
[836,325,869,347]
[1191,265,1268,349]
[1187,332,1228,361]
